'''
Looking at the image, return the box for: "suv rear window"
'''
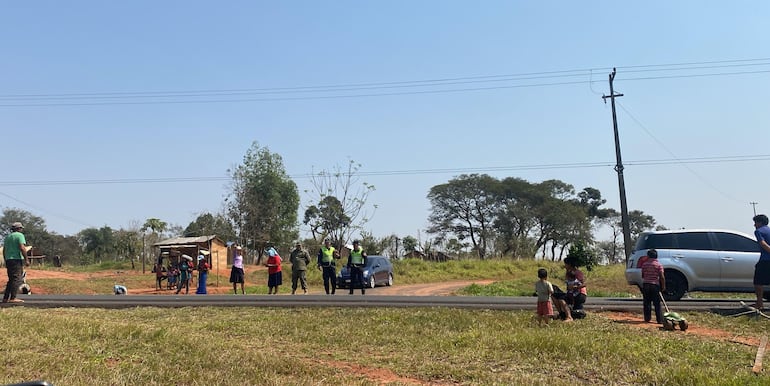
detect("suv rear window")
[676,232,713,250]
[636,233,676,250]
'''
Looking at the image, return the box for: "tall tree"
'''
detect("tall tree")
[427,174,499,259]
[0,208,48,247]
[303,159,375,248]
[226,141,299,264]
[79,226,115,262]
[184,212,236,242]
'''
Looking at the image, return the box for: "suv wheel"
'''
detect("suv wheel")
[662,270,687,301]
[369,275,376,289]
[386,273,393,286]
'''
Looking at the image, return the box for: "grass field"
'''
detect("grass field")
[2,259,768,385]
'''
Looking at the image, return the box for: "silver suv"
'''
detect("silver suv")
[625,229,764,300]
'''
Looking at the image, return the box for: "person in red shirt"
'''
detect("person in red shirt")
[641,249,666,323]
[264,246,283,295]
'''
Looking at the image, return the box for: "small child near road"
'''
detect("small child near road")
[535,268,554,326]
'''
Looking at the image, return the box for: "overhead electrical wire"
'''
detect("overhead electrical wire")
[1,154,768,187]
[0,58,769,106]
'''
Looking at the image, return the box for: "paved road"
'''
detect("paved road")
[4,293,750,313]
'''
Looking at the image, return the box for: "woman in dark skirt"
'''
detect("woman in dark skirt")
[265,246,282,294]
[230,246,245,294]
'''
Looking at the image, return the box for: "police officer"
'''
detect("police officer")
[317,239,340,294]
[347,240,368,295]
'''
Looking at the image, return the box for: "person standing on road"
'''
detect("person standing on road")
[347,240,368,295]
[230,246,245,294]
[535,268,554,326]
[289,242,311,294]
[753,214,770,309]
[3,222,30,304]
[317,239,340,295]
[641,249,666,323]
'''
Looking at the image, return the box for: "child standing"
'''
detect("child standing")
[641,248,666,323]
[535,268,554,325]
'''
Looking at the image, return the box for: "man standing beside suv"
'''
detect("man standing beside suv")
[753,214,770,310]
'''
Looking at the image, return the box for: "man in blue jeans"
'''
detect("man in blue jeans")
[3,222,30,304]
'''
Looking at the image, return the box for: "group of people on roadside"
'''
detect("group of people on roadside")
[227,238,369,296]
[152,254,210,294]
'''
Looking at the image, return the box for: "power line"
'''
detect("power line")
[1,154,768,187]
[1,59,769,106]
[617,102,745,203]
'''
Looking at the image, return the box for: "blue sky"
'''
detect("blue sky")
[1,1,769,243]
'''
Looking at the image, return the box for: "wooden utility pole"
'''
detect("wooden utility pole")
[602,68,632,263]
[751,202,759,216]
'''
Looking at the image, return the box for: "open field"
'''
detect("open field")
[2,259,769,385]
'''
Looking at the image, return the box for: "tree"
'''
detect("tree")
[628,210,658,245]
[0,208,48,248]
[226,141,300,264]
[402,236,418,254]
[303,159,376,248]
[79,226,115,262]
[142,218,168,237]
[427,174,499,259]
[184,212,236,242]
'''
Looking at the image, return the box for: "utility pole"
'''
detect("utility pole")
[602,68,632,264]
[751,202,758,216]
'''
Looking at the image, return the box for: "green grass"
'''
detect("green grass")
[10,259,770,385]
[0,307,768,385]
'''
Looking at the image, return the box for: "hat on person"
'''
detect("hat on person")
[197,255,205,261]
[235,246,242,250]
[11,222,23,229]
[182,254,193,261]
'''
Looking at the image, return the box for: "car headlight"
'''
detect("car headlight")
[363,270,370,276]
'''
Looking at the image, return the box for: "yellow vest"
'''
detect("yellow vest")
[350,249,365,265]
[321,246,336,263]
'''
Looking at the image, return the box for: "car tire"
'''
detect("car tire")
[369,275,376,289]
[386,273,393,286]
[662,270,687,301]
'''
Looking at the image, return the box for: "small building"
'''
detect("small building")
[153,235,228,280]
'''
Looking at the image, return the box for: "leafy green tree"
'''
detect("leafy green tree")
[79,226,115,262]
[427,174,499,259]
[184,212,236,241]
[303,196,350,245]
[402,236,418,253]
[142,218,168,237]
[226,141,299,263]
[628,210,657,243]
[566,241,598,271]
[0,208,48,248]
[114,228,141,267]
[304,159,375,249]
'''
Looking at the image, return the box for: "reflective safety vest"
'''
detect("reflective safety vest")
[350,249,365,265]
[321,246,336,263]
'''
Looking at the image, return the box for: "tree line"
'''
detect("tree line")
[0,141,659,265]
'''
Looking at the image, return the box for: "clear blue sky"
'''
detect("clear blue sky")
[1,1,769,242]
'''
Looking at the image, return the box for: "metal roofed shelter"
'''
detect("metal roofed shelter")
[153,235,227,288]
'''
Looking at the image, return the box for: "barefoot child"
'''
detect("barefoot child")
[535,268,554,325]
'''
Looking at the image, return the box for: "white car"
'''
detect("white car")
[625,229,764,300]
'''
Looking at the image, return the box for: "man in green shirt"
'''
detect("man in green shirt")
[3,222,29,303]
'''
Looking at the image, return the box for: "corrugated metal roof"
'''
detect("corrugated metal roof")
[153,235,221,247]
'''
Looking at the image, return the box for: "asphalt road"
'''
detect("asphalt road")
[3,293,751,313]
